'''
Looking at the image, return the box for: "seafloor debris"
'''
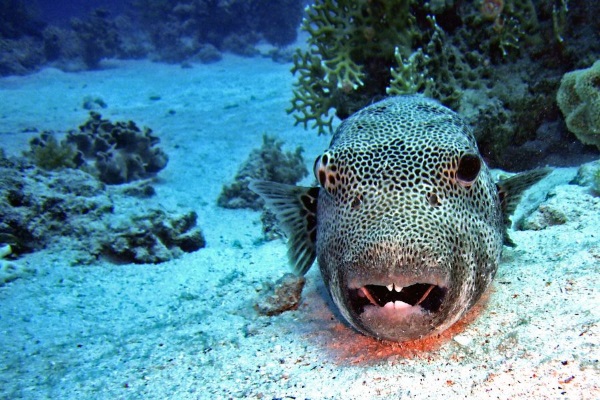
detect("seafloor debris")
[0,244,33,286]
[518,203,568,231]
[255,273,306,316]
[102,210,205,264]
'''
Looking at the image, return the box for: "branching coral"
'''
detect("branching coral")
[288,0,500,134]
[288,0,417,134]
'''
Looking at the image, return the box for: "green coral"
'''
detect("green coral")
[556,60,600,149]
[287,0,508,135]
[288,0,418,135]
[387,47,430,96]
[552,0,569,45]
[27,132,78,170]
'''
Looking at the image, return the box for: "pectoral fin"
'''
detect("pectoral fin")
[250,181,319,275]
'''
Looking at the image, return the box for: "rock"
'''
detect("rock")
[255,273,306,316]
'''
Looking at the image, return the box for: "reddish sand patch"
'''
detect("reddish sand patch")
[301,287,492,365]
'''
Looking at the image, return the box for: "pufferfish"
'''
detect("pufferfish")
[251,95,550,342]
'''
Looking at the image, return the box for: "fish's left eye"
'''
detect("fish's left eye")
[456,153,481,186]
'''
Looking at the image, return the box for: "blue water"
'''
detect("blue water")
[36,0,128,25]
[1,1,599,398]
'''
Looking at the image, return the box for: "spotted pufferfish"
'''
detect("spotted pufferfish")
[251,95,550,342]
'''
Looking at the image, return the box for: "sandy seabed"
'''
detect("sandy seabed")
[0,55,598,399]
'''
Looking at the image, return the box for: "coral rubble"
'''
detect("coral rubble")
[255,273,306,316]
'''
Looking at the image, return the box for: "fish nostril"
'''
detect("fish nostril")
[427,192,441,207]
[350,194,363,210]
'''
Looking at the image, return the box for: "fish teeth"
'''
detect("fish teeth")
[386,283,403,292]
[394,301,411,309]
[384,301,412,309]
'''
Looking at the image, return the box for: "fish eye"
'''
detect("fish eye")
[456,153,481,186]
[313,155,322,180]
[314,155,330,189]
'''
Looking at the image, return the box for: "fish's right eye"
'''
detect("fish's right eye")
[314,152,339,197]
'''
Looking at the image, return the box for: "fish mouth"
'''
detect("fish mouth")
[344,278,449,341]
[349,283,448,315]
[349,282,447,314]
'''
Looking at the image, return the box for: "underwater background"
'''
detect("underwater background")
[0,0,599,398]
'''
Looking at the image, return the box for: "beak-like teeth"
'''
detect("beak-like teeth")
[383,301,412,309]
[386,283,404,292]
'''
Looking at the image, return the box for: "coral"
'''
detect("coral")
[25,113,168,184]
[255,273,306,316]
[218,134,307,210]
[0,155,203,264]
[65,112,169,184]
[133,0,304,63]
[518,203,567,231]
[556,60,600,149]
[195,43,222,64]
[573,160,600,196]
[0,36,46,75]
[288,1,500,134]
[0,0,44,40]
[0,157,112,254]
[289,0,418,134]
[82,95,107,110]
[26,131,79,170]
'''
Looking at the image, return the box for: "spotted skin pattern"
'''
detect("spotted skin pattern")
[314,96,503,341]
[251,95,549,342]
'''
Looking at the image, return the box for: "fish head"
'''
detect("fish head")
[313,97,503,342]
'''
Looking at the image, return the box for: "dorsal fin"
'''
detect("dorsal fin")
[249,181,319,275]
[496,167,552,246]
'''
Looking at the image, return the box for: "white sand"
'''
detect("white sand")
[0,56,598,399]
